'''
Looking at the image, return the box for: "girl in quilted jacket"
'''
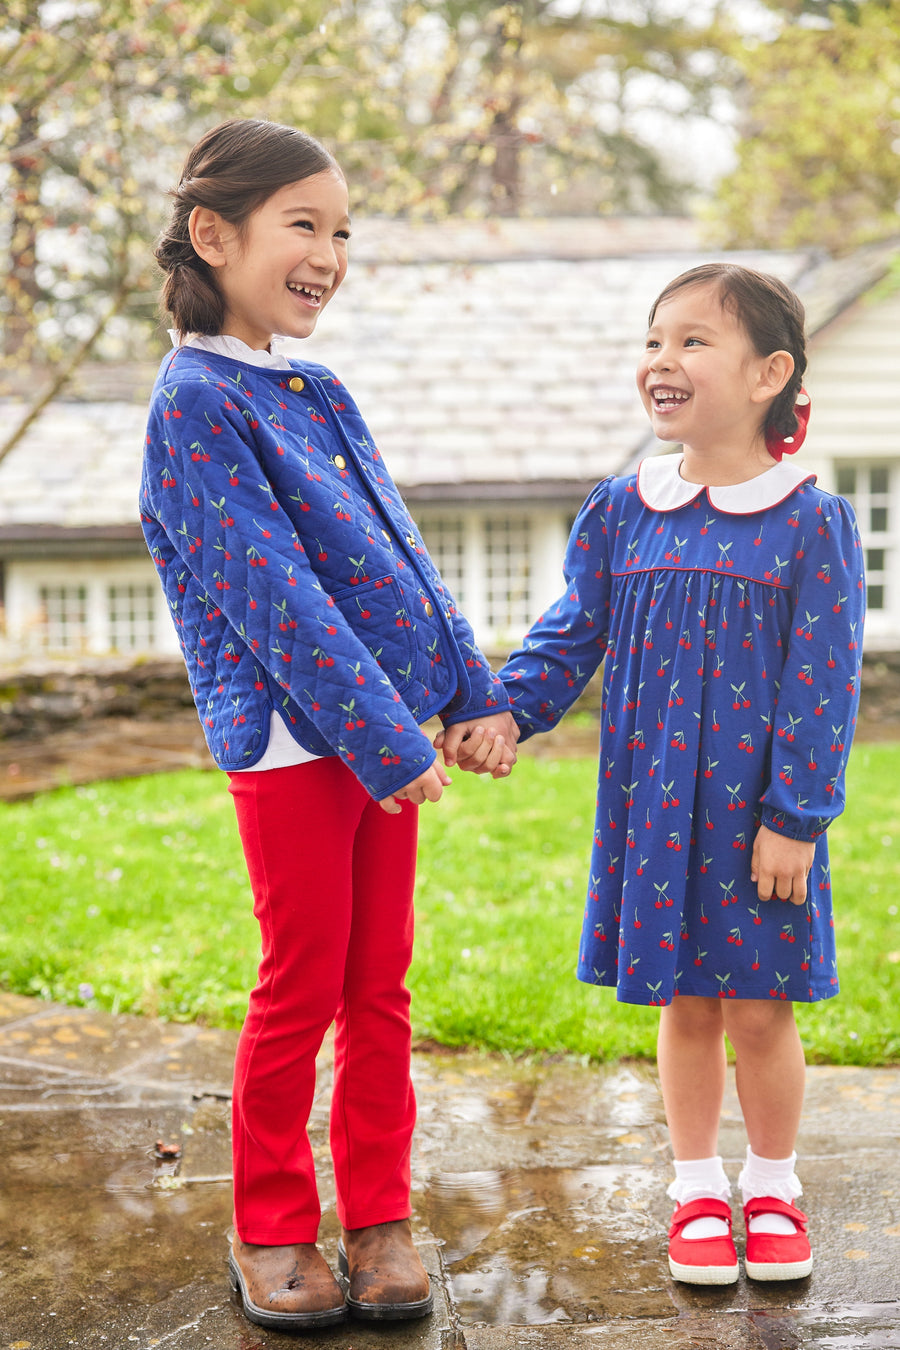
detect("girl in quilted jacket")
[141,118,518,1331]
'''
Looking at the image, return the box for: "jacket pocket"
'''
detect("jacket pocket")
[330,574,418,693]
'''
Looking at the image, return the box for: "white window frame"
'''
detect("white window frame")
[417,507,570,650]
[36,582,91,653]
[834,460,897,648]
[107,580,160,654]
[4,558,179,658]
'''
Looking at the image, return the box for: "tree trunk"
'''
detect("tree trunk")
[4,102,44,365]
[485,4,526,216]
[0,278,132,470]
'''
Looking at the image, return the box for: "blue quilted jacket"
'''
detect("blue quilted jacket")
[140,346,510,799]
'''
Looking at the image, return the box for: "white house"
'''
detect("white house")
[0,218,896,662]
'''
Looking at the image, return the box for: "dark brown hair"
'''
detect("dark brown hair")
[155,118,341,336]
[648,263,808,440]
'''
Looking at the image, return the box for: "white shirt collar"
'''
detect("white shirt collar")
[637,453,816,515]
[170,330,294,371]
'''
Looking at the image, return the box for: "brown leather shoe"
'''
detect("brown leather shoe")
[228,1239,346,1329]
[338,1219,434,1321]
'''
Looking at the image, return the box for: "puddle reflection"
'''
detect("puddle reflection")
[428,1164,670,1324]
[787,1305,900,1348]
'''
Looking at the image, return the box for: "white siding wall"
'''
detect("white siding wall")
[803,288,900,649]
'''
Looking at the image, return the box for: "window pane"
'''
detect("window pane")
[867,548,885,572]
[836,467,856,496]
[867,584,884,610]
[870,466,889,495]
[485,516,532,635]
[39,585,89,652]
[419,516,467,607]
[108,584,157,653]
[870,506,889,533]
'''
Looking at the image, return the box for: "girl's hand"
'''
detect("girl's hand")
[435,712,520,778]
[378,761,452,814]
[750,824,816,905]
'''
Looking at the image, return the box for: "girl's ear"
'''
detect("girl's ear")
[751,350,794,404]
[188,206,231,268]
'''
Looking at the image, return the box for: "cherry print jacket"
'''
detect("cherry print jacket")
[140,345,510,799]
[500,458,865,843]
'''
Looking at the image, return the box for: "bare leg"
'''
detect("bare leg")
[657,996,728,1158]
[722,1000,810,1276]
[722,999,805,1158]
[659,997,737,1283]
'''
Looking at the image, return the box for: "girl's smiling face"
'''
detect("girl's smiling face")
[636,281,778,458]
[195,169,351,350]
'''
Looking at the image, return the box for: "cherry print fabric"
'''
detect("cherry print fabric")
[140,346,509,799]
[499,458,865,1007]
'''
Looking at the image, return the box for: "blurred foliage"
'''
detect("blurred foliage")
[707,0,900,253]
[2,0,238,367]
[1,0,898,439]
[0,0,732,374]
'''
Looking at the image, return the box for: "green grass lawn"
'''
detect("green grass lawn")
[0,742,897,1064]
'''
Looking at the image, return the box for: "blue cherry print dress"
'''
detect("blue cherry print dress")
[499,456,865,1007]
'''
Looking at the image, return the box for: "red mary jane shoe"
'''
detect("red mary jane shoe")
[667,1198,739,1285]
[743,1196,813,1281]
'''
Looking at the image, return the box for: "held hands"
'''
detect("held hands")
[433,712,520,779]
[750,824,816,905]
[378,713,519,814]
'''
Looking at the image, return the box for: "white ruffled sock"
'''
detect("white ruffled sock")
[667,1156,731,1239]
[739,1147,803,1235]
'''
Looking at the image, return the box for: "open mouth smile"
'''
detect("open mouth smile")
[650,386,691,412]
[287,281,326,308]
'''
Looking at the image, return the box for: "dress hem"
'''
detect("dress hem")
[576,971,840,1006]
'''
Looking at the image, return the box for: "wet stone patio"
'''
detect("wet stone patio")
[0,990,899,1350]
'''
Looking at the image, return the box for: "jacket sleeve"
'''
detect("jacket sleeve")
[498,479,613,740]
[758,493,865,841]
[432,589,513,727]
[142,378,436,800]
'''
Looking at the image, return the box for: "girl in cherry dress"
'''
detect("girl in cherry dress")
[490,264,864,1286]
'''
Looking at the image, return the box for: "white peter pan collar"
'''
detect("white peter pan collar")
[637,453,816,515]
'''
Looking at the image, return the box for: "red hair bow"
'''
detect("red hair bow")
[766,390,810,461]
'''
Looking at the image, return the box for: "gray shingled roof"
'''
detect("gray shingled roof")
[0,402,148,533]
[0,219,895,534]
[298,225,812,497]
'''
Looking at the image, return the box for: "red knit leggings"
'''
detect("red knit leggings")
[227,758,419,1244]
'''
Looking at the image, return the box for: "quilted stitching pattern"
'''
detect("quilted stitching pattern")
[140,347,509,798]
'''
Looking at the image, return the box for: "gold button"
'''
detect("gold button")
[424,601,434,617]
[334,455,346,470]
[382,529,391,542]
[288,376,305,393]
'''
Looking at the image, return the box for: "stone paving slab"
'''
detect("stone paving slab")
[0,995,236,1093]
[1,997,899,1349]
[0,1234,451,1350]
[463,1305,900,1349]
